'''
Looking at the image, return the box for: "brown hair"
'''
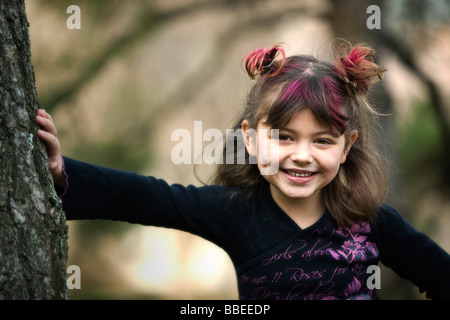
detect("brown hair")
[212,41,388,227]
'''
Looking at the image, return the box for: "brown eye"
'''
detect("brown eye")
[315,138,331,145]
[278,134,293,141]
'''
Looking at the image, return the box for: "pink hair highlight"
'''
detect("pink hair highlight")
[322,76,345,126]
[334,43,386,94]
[243,44,286,79]
[278,71,346,131]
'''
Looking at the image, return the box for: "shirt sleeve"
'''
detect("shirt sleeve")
[59,157,242,249]
[372,204,450,299]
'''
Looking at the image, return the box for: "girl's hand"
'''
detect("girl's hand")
[36,109,66,189]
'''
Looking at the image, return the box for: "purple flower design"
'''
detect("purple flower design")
[328,222,378,263]
[344,277,361,296]
[322,278,373,300]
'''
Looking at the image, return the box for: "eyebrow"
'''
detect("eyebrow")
[279,127,334,136]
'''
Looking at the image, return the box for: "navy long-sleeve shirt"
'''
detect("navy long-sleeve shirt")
[60,157,450,299]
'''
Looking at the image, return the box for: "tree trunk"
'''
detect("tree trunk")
[0,0,68,299]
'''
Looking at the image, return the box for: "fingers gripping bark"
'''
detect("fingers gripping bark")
[36,109,66,188]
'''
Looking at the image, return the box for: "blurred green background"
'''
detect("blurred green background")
[26,0,450,299]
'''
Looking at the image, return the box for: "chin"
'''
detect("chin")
[277,187,316,200]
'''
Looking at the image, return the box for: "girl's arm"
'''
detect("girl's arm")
[35,110,242,250]
[372,204,450,299]
[58,156,241,250]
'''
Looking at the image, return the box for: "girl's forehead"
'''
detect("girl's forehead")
[260,108,332,132]
[285,108,324,125]
[256,76,348,134]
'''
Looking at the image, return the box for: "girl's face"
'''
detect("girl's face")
[242,108,357,210]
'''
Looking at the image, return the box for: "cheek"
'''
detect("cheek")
[255,132,283,162]
[318,150,344,174]
[255,135,282,175]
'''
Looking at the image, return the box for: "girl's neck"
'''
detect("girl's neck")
[269,186,325,229]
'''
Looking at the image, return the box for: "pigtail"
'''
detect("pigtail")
[333,42,387,95]
[243,44,286,80]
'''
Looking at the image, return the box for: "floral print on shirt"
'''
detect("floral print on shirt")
[238,221,380,300]
[328,222,379,263]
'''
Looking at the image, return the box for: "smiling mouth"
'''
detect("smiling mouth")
[283,169,316,177]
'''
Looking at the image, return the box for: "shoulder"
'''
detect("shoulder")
[370,204,450,299]
[377,203,400,217]
[372,203,406,229]
[369,203,416,253]
[370,203,441,260]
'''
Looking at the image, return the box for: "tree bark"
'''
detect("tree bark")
[0,0,68,299]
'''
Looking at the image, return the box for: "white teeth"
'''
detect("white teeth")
[286,170,313,177]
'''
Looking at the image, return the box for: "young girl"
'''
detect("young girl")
[36,41,450,300]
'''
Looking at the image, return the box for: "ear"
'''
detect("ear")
[340,130,358,164]
[241,120,257,156]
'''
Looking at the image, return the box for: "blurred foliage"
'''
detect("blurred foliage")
[38,0,126,18]
[76,220,133,246]
[390,0,450,27]
[72,138,151,173]
[399,102,441,176]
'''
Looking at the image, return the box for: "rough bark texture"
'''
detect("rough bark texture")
[0,0,68,299]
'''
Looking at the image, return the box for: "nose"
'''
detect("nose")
[290,142,313,164]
